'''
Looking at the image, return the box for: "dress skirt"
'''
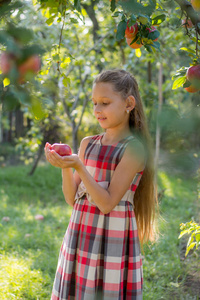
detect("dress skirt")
[51,198,143,300]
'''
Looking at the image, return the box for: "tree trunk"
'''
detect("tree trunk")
[72,120,78,154]
[8,111,13,142]
[0,104,2,143]
[28,139,46,176]
[155,63,163,178]
[15,109,24,138]
[147,61,152,83]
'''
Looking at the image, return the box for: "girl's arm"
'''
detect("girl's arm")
[75,138,145,214]
[61,168,79,207]
[44,140,90,207]
[61,138,91,206]
[45,138,144,214]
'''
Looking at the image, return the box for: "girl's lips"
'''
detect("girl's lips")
[98,117,106,121]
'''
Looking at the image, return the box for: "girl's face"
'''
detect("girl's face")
[92,82,129,131]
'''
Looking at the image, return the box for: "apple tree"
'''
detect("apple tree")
[0,0,200,175]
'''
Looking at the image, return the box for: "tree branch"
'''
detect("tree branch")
[174,0,200,34]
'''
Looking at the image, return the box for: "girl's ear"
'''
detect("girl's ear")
[126,95,136,112]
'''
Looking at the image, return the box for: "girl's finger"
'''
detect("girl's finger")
[45,142,52,150]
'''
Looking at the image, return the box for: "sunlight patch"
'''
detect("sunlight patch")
[0,254,44,299]
[158,172,174,197]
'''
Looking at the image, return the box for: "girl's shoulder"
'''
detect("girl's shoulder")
[124,136,146,169]
[80,134,102,150]
[126,136,145,151]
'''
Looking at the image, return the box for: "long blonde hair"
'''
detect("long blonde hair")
[94,69,157,246]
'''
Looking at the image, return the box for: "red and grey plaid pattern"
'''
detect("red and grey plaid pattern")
[51,135,143,300]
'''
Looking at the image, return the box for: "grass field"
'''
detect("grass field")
[0,162,199,299]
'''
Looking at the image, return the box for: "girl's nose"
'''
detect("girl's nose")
[94,104,101,113]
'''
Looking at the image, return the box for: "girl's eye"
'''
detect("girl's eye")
[103,102,109,105]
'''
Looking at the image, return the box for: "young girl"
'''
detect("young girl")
[45,69,156,300]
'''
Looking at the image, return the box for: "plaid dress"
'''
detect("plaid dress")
[51,134,143,300]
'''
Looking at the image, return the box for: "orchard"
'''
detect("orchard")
[0,1,200,299]
[0,0,199,109]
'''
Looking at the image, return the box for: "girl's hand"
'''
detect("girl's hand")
[44,142,82,170]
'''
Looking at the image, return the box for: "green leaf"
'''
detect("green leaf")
[0,1,23,17]
[137,14,151,25]
[130,35,140,45]
[31,97,46,120]
[172,76,186,90]
[3,78,10,87]
[152,14,166,25]
[185,242,196,256]
[183,79,191,88]
[129,14,137,24]
[196,233,200,242]
[110,0,116,12]
[74,0,81,12]
[46,16,55,26]
[180,47,196,54]
[172,67,188,80]
[2,90,21,111]
[116,20,127,41]
[7,23,34,44]
[178,229,190,239]
[0,30,20,54]
[112,11,122,17]
[148,30,160,40]
[63,77,70,87]
[70,17,79,24]
[11,86,31,105]
[119,0,156,16]
[151,41,160,50]
[21,45,46,61]
[144,44,153,53]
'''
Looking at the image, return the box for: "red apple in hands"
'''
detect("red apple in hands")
[50,143,72,156]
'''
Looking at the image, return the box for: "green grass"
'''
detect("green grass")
[143,170,199,299]
[0,163,73,299]
[0,163,199,299]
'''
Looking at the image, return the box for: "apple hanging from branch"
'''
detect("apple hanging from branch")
[125,23,159,49]
[0,51,41,84]
[18,55,41,83]
[191,0,200,12]
[184,64,200,93]
[0,52,16,74]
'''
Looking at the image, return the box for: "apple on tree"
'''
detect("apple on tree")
[125,23,159,49]
[125,22,139,38]
[184,64,200,93]
[50,143,72,156]
[125,22,142,49]
[0,52,16,74]
[191,0,200,12]
[181,18,193,28]
[0,51,41,83]
[184,84,199,93]
[18,55,41,83]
